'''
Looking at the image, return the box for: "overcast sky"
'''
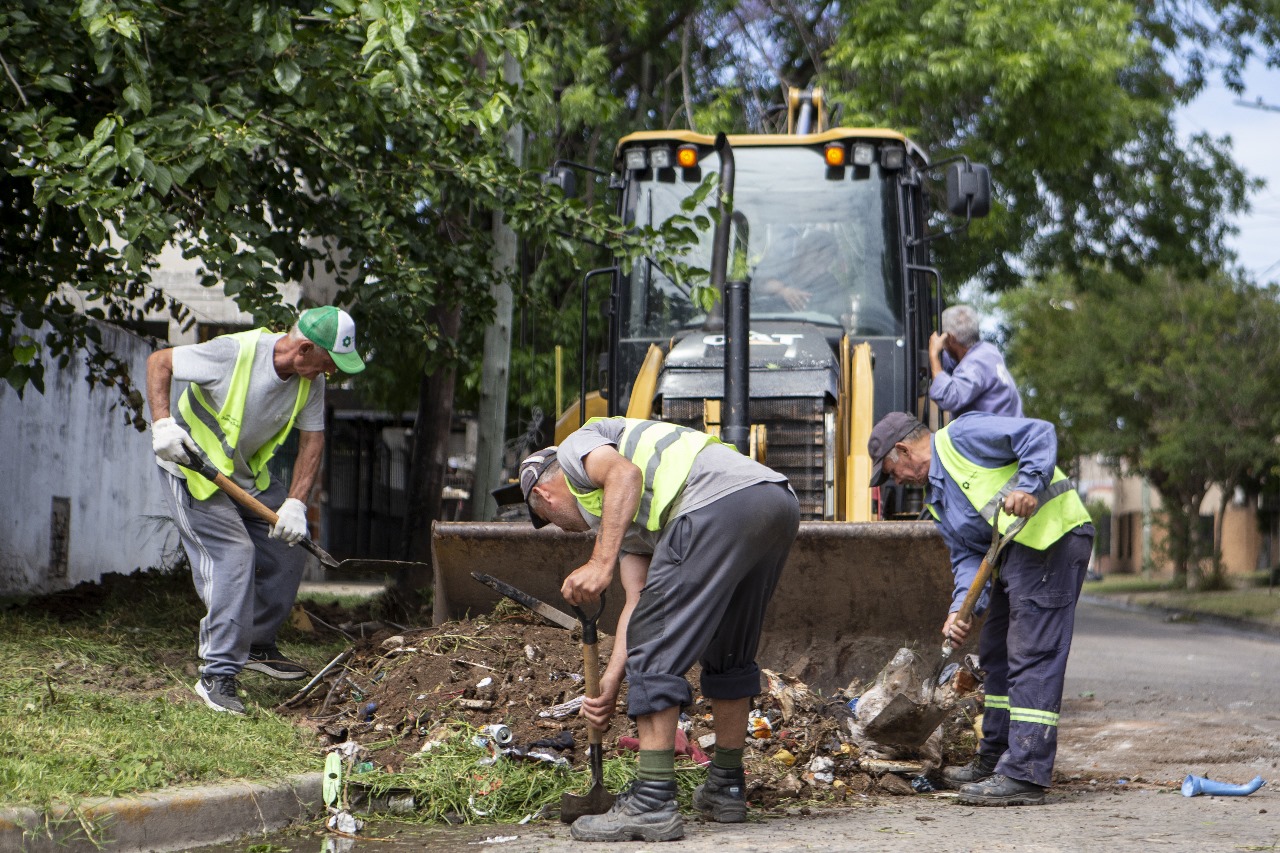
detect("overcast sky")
[1177,62,1280,285]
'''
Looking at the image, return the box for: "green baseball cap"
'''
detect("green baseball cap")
[298,306,365,374]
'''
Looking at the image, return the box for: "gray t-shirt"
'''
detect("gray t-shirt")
[159,332,325,492]
[557,418,790,555]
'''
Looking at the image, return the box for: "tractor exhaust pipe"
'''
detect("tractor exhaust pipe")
[710,134,750,454]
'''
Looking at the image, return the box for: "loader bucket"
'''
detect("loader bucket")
[430,522,625,628]
[431,520,950,694]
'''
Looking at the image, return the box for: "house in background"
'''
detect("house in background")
[1076,455,1275,579]
[1,244,481,595]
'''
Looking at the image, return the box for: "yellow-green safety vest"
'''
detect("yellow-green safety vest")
[928,423,1092,550]
[566,417,721,531]
[176,328,311,500]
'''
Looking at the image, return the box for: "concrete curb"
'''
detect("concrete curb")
[0,772,323,852]
[1081,593,1280,640]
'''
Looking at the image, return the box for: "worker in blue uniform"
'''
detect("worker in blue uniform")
[868,411,1094,806]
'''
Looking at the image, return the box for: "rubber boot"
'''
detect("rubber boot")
[569,780,684,842]
[940,753,1000,789]
[693,765,747,823]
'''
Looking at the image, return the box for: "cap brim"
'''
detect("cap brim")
[331,349,366,374]
[870,459,889,488]
[526,498,551,529]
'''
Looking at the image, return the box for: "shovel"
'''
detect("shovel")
[863,507,1028,749]
[176,448,426,574]
[560,595,617,823]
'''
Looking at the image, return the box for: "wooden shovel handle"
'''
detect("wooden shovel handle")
[955,556,993,627]
[582,639,603,747]
[209,470,280,525]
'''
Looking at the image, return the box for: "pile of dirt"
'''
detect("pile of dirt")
[280,607,982,808]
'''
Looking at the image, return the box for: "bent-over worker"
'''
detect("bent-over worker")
[518,417,799,842]
[869,411,1093,806]
[146,306,365,715]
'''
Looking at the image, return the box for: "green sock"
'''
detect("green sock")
[637,749,676,782]
[712,745,744,771]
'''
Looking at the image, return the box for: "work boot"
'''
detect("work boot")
[245,645,310,681]
[693,765,747,823]
[195,675,246,715]
[569,780,684,842]
[940,753,1000,789]
[957,773,1046,806]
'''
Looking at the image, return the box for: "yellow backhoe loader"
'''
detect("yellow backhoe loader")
[433,89,991,692]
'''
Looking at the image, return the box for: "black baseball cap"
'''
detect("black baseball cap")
[517,447,559,528]
[868,412,925,487]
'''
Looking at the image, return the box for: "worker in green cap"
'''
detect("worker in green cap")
[146,306,365,714]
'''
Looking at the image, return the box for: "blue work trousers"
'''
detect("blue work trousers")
[978,525,1094,788]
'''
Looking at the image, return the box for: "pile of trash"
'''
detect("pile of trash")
[280,608,985,814]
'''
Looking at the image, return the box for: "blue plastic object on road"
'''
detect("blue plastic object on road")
[1181,774,1265,797]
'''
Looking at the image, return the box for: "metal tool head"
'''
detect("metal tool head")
[862,693,950,749]
[560,780,616,823]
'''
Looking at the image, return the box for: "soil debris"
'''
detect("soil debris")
[280,606,984,809]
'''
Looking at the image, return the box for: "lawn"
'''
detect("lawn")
[1084,572,1280,627]
[0,569,354,812]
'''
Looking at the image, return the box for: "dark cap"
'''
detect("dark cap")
[868,412,926,487]
[518,446,559,528]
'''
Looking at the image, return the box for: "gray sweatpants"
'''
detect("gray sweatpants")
[157,469,307,677]
[624,481,800,718]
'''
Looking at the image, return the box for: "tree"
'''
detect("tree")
[1001,267,1280,586]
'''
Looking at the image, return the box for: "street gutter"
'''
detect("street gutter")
[0,772,322,852]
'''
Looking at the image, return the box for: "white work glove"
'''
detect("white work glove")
[271,498,309,545]
[151,417,199,465]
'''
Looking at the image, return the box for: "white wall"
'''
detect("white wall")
[0,321,171,595]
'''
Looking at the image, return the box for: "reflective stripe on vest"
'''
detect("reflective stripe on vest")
[931,424,1092,550]
[567,417,721,531]
[177,328,311,500]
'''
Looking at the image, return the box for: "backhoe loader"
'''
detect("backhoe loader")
[433,89,991,692]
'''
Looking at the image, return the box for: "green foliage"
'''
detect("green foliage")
[357,724,703,824]
[1002,267,1280,581]
[826,0,1258,290]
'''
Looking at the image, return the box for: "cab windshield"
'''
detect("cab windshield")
[621,145,902,345]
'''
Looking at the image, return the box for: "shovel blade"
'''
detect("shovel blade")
[862,693,950,749]
[560,783,616,824]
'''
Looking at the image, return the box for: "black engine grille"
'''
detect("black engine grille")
[660,397,828,520]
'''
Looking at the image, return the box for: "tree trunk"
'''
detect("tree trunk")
[399,305,462,602]
[471,50,522,522]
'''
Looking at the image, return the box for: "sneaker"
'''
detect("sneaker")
[940,753,1001,789]
[195,675,246,715]
[569,779,684,842]
[245,645,310,681]
[693,765,747,823]
[957,773,1046,806]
